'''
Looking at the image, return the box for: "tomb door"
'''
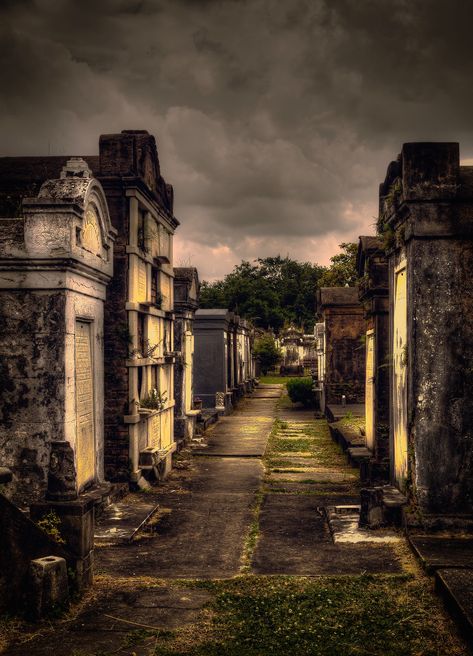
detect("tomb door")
[393,263,408,489]
[365,330,375,451]
[75,320,96,490]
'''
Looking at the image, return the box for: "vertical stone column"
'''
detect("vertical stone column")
[357,237,390,482]
[380,142,473,521]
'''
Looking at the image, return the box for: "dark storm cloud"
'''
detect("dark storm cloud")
[1,0,473,277]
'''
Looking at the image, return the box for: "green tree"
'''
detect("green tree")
[319,242,358,287]
[253,333,281,375]
[199,256,325,332]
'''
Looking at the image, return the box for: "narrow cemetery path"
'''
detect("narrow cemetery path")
[2,385,468,656]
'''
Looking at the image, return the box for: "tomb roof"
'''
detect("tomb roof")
[357,235,384,275]
[317,286,360,310]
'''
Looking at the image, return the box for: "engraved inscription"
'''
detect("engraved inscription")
[138,260,147,303]
[75,321,95,489]
[149,414,160,448]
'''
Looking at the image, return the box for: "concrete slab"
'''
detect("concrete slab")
[268,470,357,483]
[409,535,473,573]
[252,494,401,575]
[97,459,264,578]
[193,415,273,457]
[278,408,317,422]
[95,494,160,544]
[436,569,473,644]
[251,390,282,398]
[326,403,365,422]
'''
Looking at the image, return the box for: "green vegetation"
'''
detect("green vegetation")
[240,490,264,573]
[286,377,315,407]
[35,510,65,545]
[259,375,301,385]
[318,242,358,288]
[339,412,365,433]
[199,248,357,333]
[139,388,168,411]
[253,333,281,375]
[148,575,464,656]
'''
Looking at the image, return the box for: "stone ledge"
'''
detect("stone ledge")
[435,569,473,645]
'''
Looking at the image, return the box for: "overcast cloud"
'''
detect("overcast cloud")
[2,0,473,279]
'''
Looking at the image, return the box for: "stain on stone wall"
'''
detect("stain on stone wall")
[0,291,66,507]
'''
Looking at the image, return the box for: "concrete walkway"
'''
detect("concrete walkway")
[1,385,468,655]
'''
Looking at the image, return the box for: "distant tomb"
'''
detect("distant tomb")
[316,287,366,412]
[173,267,200,443]
[357,236,389,481]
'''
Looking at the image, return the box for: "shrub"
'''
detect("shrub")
[286,377,315,407]
[254,333,281,375]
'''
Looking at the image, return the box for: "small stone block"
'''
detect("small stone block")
[139,447,160,468]
[28,556,69,619]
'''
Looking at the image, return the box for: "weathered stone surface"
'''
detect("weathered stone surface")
[0,158,115,506]
[173,266,200,444]
[435,568,473,643]
[96,458,263,578]
[382,142,473,515]
[316,287,366,407]
[46,441,78,502]
[409,535,473,573]
[0,493,71,614]
[28,556,69,620]
[357,235,390,470]
[95,494,159,544]
[252,494,401,575]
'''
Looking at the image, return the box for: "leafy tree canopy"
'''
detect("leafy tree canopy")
[318,242,358,287]
[199,246,358,333]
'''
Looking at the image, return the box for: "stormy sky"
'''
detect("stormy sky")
[2,0,473,280]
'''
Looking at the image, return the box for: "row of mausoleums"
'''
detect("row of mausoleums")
[0,130,257,515]
[316,142,473,527]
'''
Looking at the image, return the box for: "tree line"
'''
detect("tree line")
[199,243,358,333]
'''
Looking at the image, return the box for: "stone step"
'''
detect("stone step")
[408,535,473,573]
[347,446,372,468]
[382,485,408,508]
[329,421,366,450]
[197,409,220,430]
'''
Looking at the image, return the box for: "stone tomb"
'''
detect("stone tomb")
[194,309,235,412]
[0,158,115,507]
[234,317,255,395]
[316,287,366,411]
[97,131,179,486]
[380,142,473,521]
[173,267,200,444]
[357,236,390,481]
